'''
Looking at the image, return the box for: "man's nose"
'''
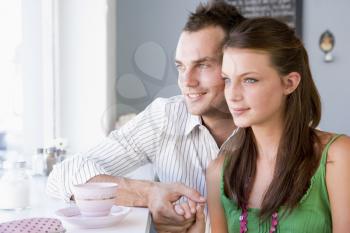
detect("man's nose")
[180,69,199,87]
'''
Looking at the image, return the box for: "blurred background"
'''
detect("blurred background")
[0,0,349,165]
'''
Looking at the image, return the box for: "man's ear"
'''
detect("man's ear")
[282,72,301,95]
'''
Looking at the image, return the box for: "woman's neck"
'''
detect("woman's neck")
[252,119,284,161]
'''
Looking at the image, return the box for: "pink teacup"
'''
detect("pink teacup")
[72,182,118,217]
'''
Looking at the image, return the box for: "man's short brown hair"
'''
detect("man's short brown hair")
[183,1,245,36]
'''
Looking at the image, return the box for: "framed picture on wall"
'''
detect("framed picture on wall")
[219,0,303,38]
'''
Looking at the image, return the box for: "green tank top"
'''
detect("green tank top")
[220,134,342,233]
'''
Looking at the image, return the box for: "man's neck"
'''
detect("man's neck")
[202,113,236,147]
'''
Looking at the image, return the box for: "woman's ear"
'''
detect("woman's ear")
[282,72,301,95]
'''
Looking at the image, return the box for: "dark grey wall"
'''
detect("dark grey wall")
[117,0,350,135]
[116,0,203,117]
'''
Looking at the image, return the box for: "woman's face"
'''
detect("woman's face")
[222,48,289,128]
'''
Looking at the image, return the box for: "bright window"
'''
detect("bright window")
[0,0,23,157]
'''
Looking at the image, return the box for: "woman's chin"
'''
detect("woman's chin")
[233,121,251,128]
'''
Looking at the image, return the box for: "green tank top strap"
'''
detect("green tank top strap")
[320,134,344,165]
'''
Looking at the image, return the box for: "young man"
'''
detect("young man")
[47,2,245,232]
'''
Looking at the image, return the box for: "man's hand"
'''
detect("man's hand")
[148,182,206,233]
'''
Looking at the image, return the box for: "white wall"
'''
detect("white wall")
[57,0,116,153]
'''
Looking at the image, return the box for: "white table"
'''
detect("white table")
[0,176,151,233]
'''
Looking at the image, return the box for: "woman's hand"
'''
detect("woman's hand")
[174,202,206,233]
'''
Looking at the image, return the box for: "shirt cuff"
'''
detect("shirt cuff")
[46,158,109,203]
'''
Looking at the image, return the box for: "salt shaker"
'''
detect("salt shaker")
[0,160,30,209]
[32,148,45,176]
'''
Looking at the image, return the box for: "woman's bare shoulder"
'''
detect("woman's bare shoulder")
[206,155,226,184]
[316,129,350,162]
[327,134,350,162]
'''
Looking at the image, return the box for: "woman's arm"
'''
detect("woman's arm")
[326,135,350,232]
[206,156,229,233]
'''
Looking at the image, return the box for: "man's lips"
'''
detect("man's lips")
[185,92,207,99]
[187,93,205,97]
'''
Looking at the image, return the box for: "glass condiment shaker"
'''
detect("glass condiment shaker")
[0,160,30,209]
[44,147,57,176]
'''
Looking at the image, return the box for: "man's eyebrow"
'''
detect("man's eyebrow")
[174,56,221,65]
[194,57,218,63]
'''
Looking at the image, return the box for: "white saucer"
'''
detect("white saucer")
[55,205,131,229]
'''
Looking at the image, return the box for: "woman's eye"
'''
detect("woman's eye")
[244,78,257,83]
[222,76,231,85]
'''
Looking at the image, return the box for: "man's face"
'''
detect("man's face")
[175,26,229,117]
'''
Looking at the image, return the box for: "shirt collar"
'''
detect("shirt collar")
[185,114,202,135]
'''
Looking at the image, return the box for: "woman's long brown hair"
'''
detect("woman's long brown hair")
[223,17,322,219]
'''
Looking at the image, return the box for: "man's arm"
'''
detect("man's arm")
[46,98,167,201]
[87,174,152,206]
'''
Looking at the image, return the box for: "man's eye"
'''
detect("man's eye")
[199,64,209,69]
[175,64,185,72]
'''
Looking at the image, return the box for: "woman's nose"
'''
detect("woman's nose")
[226,82,242,102]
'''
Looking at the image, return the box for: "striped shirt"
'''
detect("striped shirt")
[46,95,236,231]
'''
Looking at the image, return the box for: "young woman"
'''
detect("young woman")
[204,18,350,233]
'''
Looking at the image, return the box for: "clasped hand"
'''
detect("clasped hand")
[147,182,206,233]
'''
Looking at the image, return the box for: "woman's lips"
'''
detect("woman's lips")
[230,107,249,116]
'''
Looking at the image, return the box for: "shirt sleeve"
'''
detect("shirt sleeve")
[46,98,167,201]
